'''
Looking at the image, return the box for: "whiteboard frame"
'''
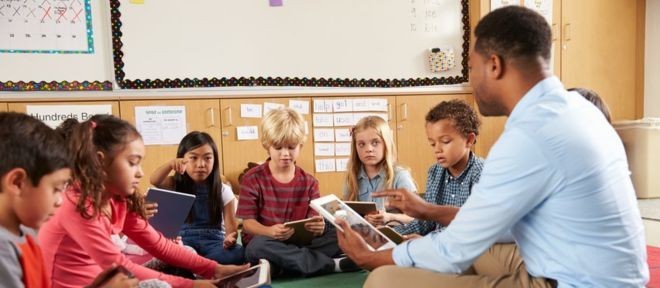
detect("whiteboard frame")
[110,0,471,90]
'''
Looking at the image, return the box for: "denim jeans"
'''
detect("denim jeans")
[180,228,245,265]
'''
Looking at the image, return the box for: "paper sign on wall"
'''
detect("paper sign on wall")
[335,128,352,142]
[333,99,353,112]
[26,104,112,129]
[367,99,388,112]
[333,113,355,126]
[315,143,335,156]
[237,126,259,140]
[135,106,187,145]
[263,102,285,114]
[315,158,336,173]
[313,114,334,127]
[335,143,351,156]
[336,158,349,172]
[289,100,310,115]
[314,128,335,142]
[241,104,262,118]
[313,100,333,113]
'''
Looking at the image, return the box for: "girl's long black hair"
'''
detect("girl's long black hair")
[174,131,223,225]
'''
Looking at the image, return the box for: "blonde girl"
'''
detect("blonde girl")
[343,116,417,226]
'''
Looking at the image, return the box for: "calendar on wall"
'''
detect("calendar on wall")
[0,0,93,53]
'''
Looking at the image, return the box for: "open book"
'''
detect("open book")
[310,195,396,251]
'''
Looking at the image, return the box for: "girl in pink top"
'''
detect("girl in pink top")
[38,115,248,288]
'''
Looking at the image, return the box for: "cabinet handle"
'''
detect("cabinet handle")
[564,23,571,42]
[223,107,232,127]
[400,103,408,121]
[207,108,216,127]
[551,23,558,41]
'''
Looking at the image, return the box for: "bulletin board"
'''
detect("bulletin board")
[0,0,113,91]
[111,0,470,89]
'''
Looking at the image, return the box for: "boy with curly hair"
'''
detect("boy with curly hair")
[390,99,484,238]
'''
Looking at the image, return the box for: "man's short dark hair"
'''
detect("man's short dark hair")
[0,112,71,187]
[474,6,552,64]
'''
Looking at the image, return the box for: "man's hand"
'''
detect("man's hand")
[269,224,294,241]
[403,233,422,241]
[372,189,429,220]
[304,216,325,236]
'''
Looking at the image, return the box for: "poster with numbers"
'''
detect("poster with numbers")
[0,0,93,53]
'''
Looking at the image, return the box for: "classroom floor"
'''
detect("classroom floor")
[271,271,368,288]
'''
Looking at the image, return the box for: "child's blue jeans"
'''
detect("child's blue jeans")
[180,228,245,265]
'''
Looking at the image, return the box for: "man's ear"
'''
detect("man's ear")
[1,168,29,196]
[488,54,505,80]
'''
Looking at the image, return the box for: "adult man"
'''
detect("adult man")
[336,6,648,287]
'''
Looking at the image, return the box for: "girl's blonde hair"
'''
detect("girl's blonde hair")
[345,116,397,201]
[260,107,307,149]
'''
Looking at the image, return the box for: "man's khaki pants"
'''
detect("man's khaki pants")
[364,244,556,288]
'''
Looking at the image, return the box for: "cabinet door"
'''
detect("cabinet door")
[120,100,221,193]
[0,103,7,112]
[395,94,473,193]
[561,0,640,120]
[220,98,313,193]
[311,96,397,198]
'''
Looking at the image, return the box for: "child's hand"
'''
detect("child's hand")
[214,263,250,280]
[170,158,189,175]
[403,233,422,241]
[304,216,325,236]
[269,224,294,241]
[173,236,183,246]
[100,273,138,288]
[223,231,237,249]
[144,202,158,219]
[365,212,385,226]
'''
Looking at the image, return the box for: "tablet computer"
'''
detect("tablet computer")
[215,259,270,288]
[377,226,404,245]
[310,194,396,251]
[145,187,196,238]
[344,201,378,216]
[283,217,316,246]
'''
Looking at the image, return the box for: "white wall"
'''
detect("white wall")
[645,0,660,117]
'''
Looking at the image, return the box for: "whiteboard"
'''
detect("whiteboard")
[0,0,112,91]
[112,0,469,89]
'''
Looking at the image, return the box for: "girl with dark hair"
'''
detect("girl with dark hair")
[150,131,245,265]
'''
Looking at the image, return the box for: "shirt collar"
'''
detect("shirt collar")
[446,152,475,181]
[358,165,385,180]
[507,76,564,128]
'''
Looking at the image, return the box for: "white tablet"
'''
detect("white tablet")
[310,194,396,251]
[145,187,196,238]
[215,259,270,288]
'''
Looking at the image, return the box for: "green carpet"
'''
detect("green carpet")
[271,271,368,288]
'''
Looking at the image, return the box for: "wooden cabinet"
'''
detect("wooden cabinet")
[558,0,644,121]
[0,103,7,112]
[119,99,221,193]
[395,94,474,193]
[219,98,314,193]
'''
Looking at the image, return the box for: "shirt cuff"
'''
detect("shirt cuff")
[392,240,415,267]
